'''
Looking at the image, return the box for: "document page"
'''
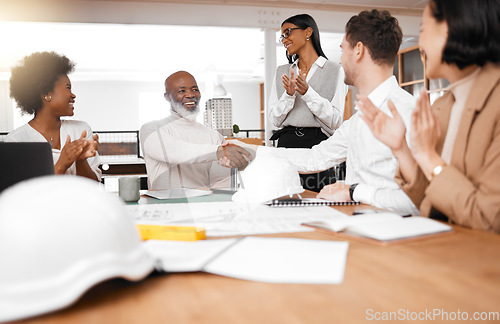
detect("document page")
[204,237,349,284]
[143,238,238,272]
[143,237,349,284]
[345,216,453,241]
[126,202,341,237]
[305,212,401,232]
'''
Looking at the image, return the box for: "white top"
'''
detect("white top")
[259,76,420,215]
[268,56,348,135]
[140,113,230,190]
[441,68,481,164]
[6,120,102,180]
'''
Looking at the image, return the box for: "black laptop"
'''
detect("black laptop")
[0,142,55,193]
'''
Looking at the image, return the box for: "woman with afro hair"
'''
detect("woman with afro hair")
[6,51,101,181]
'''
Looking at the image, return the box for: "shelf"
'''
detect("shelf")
[400,79,426,87]
[396,45,429,92]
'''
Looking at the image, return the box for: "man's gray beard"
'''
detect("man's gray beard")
[170,99,199,121]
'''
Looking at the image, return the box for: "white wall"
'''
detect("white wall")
[224,80,262,131]
[71,80,158,131]
[0,80,12,131]
[67,78,261,132]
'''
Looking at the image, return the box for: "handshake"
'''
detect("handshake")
[216,140,258,170]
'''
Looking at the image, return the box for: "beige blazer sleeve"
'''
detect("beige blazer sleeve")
[395,63,500,233]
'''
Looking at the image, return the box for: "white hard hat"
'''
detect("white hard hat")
[0,175,155,322]
[232,155,304,203]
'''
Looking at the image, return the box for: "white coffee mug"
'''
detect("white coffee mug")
[118,176,140,202]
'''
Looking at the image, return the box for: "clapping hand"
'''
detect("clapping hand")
[59,135,85,166]
[56,134,85,174]
[358,96,407,153]
[295,69,309,95]
[410,90,441,162]
[282,68,297,96]
[359,91,444,181]
[282,68,309,96]
[78,131,99,161]
[56,130,98,174]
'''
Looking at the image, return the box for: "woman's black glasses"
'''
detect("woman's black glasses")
[279,28,302,42]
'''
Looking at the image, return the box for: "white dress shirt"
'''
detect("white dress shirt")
[259,76,420,215]
[268,56,348,135]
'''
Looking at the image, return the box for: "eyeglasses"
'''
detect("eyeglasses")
[279,28,302,43]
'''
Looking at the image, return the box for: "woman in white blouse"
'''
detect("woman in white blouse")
[268,14,348,192]
[7,52,101,181]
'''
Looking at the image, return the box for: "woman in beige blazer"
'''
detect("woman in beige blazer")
[358,0,500,233]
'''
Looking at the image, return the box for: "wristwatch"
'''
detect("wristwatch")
[430,164,446,181]
[349,183,359,201]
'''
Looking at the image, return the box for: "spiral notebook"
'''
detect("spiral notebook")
[266,197,360,207]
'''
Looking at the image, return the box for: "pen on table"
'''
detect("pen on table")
[352,210,412,217]
[352,209,381,215]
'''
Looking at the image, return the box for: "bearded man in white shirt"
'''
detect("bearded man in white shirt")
[231,10,419,215]
[140,71,252,190]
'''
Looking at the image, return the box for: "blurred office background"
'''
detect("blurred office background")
[0,0,424,143]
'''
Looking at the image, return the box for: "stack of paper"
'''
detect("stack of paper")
[143,237,349,284]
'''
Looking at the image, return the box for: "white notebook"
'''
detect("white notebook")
[304,213,453,243]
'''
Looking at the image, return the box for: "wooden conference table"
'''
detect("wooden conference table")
[12,193,500,323]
